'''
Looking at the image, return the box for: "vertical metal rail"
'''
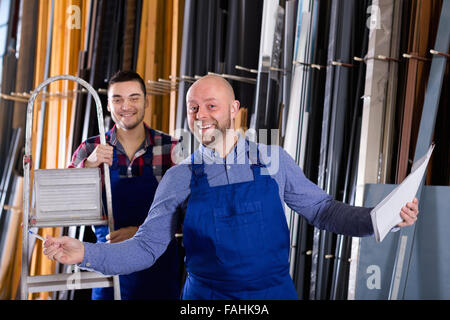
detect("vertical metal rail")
[330,0,370,299]
[310,0,339,300]
[0,128,21,228]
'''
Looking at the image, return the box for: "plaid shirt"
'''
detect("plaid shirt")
[69,124,179,182]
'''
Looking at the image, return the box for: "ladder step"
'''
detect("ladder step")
[30,218,108,228]
[27,272,114,293]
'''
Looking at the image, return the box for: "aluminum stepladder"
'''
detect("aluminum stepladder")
[20,75,121,300]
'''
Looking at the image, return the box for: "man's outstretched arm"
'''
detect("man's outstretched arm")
[43,164,191,275]
[279,146,418,237]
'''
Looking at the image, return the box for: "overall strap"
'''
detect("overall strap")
[189,153,209,189]
[248,141,267,182]
[141,143,154,169]
[110,146,119,170]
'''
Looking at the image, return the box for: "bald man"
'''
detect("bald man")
[43,75,419,300]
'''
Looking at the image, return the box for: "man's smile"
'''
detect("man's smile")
[196,122,216,134]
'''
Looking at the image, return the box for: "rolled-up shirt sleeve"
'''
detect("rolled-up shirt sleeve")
[79,165,191,275]
[68,140,95,168]
[280,147,373,237]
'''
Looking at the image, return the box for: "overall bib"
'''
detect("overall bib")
[182,150,298,300]
[92,146,179,300]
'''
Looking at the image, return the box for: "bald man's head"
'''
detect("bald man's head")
[185,74,240,147]
[187,75,236,102]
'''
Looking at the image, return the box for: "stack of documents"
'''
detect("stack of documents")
[371,144,435,242]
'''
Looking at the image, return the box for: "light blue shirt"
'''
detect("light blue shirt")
[80,136,373,275]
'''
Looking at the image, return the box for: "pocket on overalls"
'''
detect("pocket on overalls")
[213,201,266,265]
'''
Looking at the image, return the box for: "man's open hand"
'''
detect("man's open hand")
[43,236,85,265]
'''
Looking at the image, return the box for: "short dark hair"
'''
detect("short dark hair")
[108,70,146,96]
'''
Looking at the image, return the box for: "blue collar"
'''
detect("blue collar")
[194,135,261,166]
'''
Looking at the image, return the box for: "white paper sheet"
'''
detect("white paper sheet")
[370,144,435,242]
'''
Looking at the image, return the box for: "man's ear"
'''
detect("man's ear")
[230,100,240,120]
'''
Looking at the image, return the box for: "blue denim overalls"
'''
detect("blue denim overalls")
[181,148,298,299]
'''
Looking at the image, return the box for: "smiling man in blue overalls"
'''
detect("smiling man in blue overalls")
[68,71,180,300]
[46,74,419,300]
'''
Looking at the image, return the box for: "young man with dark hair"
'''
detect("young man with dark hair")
[68,70,180,300]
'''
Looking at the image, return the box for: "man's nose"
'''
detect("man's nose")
[196,106,208,120]
[121,99,133,109]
